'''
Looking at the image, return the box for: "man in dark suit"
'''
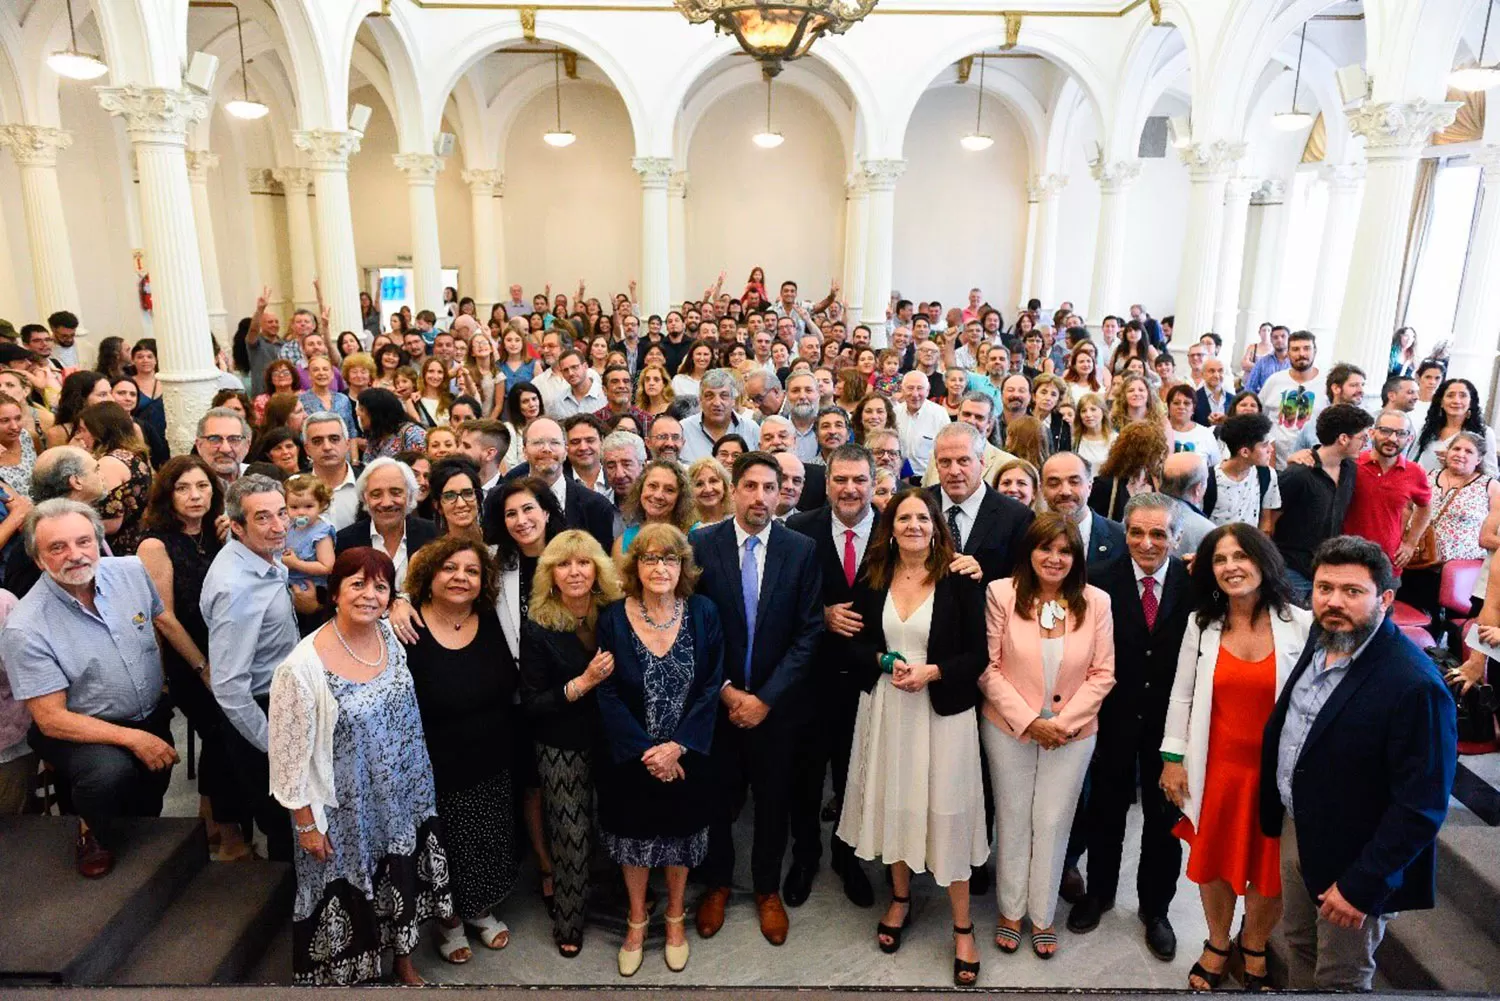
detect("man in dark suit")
[332,457,439,577]
[785,444,878,909]
[926,422,1033,583]
[1068,493,1190,961]
[1260,536,1456,991]
[482,417,615,552]
[693,452,823,947]
[1191,356,1231,427]
[1040,451,1126,571]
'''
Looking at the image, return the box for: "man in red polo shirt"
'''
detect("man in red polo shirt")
[1343,409,1432,569]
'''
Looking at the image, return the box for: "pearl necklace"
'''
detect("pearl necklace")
[333,620,386,668]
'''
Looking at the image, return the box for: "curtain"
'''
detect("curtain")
[1434,89,1486,145]
[1395,158,1440,326]
[1301,113,1327,163]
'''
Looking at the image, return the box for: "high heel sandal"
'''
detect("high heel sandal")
[877,894,912,954]
[618,918,648,977]
[1189,939,1233,991]
[1031,925,1059,960]
[664,912,690,972]
[993,920,1022,954]
[1236,934,1273,992]
[953,924,981,987]
[555,932,582,959]
[540,869,557,920]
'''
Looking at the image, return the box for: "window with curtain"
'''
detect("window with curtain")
[1403,160,1483,350]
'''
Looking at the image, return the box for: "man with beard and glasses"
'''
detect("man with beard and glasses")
[646,415,685,465]
[2,500,179,877]
[1261,536,1456,991]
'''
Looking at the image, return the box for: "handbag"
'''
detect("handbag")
[1448,676,1498,747]
[1407,472,1481,571]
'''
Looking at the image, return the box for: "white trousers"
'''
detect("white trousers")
[981,719,1095,928]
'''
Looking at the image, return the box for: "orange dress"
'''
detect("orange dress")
[1172,646,1282,896]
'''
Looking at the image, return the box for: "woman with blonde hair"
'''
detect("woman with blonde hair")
[596,523,723,975]
[686,457,732,528]
[1110,373,1166,432]
[995,458,1040,510]
[1071,393,1116,471]
[521,529,625,957]
[635,363,676,418]
[341,352,377,404]
[1091,420,1169,521]
[1003,415,1051,472]
[417,356,454,427]
[614,459,695,557]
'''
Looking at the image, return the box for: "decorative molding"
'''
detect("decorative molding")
[563,51,578,78]
[1002,12,1022,49]
[668,170,689,198]
[520,6,537,39]
[1250,178,1285,205]
[1347,99,1461,152]
[1319,162,1366,189]
[1178,140,1246,176]
[0,125,73,167]
[1473,145,1500,182]
[861,158,906,191]
[632,156,674,187]
[1027,172,1068,199]
[956,56,972,85]
[293,130,362,168]
[184,149,219,183]
[845,172,867,198]
[272,167,314,192]
[97,86,207,141]
[1224,175,1257,203]
[1089,158,1140,191]
[462,168,504,195]
[246,167,282,195]
[392,152,446,184]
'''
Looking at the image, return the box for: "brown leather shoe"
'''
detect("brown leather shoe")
[755,892,789,946]
[76,828,114,879]
[696,886,731,939]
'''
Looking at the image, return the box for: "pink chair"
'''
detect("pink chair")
[1440,559,1485,639]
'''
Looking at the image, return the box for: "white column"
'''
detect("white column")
[1173,140,1245,342]
[293,130,364,337]
[393,152,445,315]
[1030,173,1067,309]
[632,157,673,318]
[1335,99,1460,380]
[1306,164,1365,352]
[842,172,868,321]
[246,169,285,303]
[462,168,503,316]
[1451,147,1500,409]
[97,86,216,452]
[668,171,688,303]
[273,167,317,313]
[185,150,227,338]
[0,125,81,322]
[1242,179,1290,339]
[1213,175,1256,362]
[1019,191,1040,308]
[861,158,906,348]
[1088,158,1140,324]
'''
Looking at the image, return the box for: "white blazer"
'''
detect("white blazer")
[496,565,522,660]
[1160,605,1313,830]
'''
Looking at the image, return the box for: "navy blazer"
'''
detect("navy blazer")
[1092,555,1192,742]
[785,505,869,678]
[690,519,823,713]
[847,572,987,717]
[1085,512,1127,571]
[926,484,1034,583]
[1192,386,1230,427]
[594,596,724,764]
[334,515,438,556]
[1259,617,1457,915]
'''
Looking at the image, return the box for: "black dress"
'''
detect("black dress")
[142,527,244,825]
[406,609,520,920]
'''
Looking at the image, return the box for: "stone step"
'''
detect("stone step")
[0,816,207,985]
[1435,798,1500,949]
[1375,891,1500,992]
[108,859,294,985]
[245,923,294,984]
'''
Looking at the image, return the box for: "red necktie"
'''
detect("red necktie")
[1141,576,1159,631]
[843,529,857,588]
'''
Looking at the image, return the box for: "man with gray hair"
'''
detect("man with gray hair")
[199,474,299,861]
[2,499,178,876]
[926,421,1033,583]
[782,372,821,462]
[1159,453,1215,559]
[921,391,1016,489]
[896,370,948,476]
[681,368,761,462]
[195,407,252,484]
[338,456,439,587]
[744,368,784,421]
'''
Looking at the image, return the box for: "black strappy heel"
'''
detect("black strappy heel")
[953,924,980,986]
[1237,934,1273,992]
[877,894,912,954]
[1189,939,1233,991]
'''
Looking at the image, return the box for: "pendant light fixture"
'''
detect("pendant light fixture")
[752,72,784,148]
[1451,1,1500,92]
[48,0,109,81]
[960,51,994,151]
[224,4,269,120]
[543,49,576,147]
[1271,23,1315,130]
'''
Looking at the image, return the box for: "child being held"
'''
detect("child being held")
[281,474,336,588]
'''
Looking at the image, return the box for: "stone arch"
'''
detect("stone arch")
[1111,19,1188,161]
[354,12,426,152]
[674,59,856,172]
[486,58,620,170]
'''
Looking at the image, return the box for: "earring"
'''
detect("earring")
[1213,588,1222,602]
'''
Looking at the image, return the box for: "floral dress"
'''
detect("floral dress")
[0,432,36,499]
[365,423,427,461]
[101,449,152,555]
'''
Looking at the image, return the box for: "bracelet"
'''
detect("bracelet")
[564,680,576,701]
[1160,752,1184,764]
[295,821,317,835]
[879,651,907,674]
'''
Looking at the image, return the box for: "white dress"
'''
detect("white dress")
[836,590,990,886]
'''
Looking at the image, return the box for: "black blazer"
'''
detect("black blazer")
[482,474,616,554]
[785,505,870,677]
[1192,386,1229,427]
[1085,511,1127,571]
[799,464,827,512]
[690,519,823,714]
[847,573,987,717]
[1259,617,1457,915]
[334,515,438,557]
[1092,556,1192,743]
[519,619,600,752]
[926,484,1034,583]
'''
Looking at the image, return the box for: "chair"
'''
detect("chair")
[1439,559,1485,645]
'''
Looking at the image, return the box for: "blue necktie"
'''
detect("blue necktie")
[742,535,759,686]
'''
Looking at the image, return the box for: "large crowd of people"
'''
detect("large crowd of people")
[0,283,1474,990]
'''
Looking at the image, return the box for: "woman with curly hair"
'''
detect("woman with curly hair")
[1109,373,1166,433]
[359,387,428,461]
[254,358,301,425]
[635,363,676,418]
[613,459,694,558]
[76,401,154,554]
[1090,419,1169,521]
[47,370,114,448]
[1410,377,1498,476]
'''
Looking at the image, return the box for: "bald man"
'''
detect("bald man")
[775,451,806,519]
[894,370,948,476]
[1160,453,1215,559]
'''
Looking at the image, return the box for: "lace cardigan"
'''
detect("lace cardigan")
[269,630,347,833]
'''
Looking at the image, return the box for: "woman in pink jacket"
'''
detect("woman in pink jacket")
[980,512,1115,959]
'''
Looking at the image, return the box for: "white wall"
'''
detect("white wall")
[1057,110,1102,311]
[685,82,845,299]
[893,85,1028,311]
[1117,94,1190,319]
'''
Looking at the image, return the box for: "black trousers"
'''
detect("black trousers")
[221,694,293,862]
[163,656,247,827]
[700,706,798,895]
[789,669,861,869]
[1083,731,1182,918]
[28,700,175,844]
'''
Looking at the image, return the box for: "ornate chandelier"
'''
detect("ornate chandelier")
[674,0,878,76]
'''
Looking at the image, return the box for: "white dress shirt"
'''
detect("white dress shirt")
[733,520,772,605]
[938,487,985,551]
[547,474,568,514]
[1073,508,1094,551]
[1132,557,1169,599]
[325,464,360,531]
[370,519,411,589]
[895,399,950,476]
[833,507,876,569]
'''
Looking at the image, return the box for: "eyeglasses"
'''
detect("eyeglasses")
[638,553,681,567]
[200,434,247,448]
[441,488,477,504]
[871,448,901,460]
[1373,426,1412,439]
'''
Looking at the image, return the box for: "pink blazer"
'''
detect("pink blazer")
[979,579,1115,742]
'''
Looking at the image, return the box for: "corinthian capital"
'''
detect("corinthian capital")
[272,167,314,193]
[1348,99,1461,153]
[247,167,281,195]
[293,130,362,169]
[1178,140,1246,176]
[1089,158,1140,191]
[184,149,219,183]
[461,168,504,195]
[861,158,906,191]
[98,86,207,141]
[1027,173,1068,200]
[1320,162,1366,189]
[632,157,674,187]
[0,125,73,166]
[393,152,445,184]
[1250,178,1285,205]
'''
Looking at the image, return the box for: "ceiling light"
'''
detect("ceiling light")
[48,0,108,80]
[543,49,575,147]
[226,99,270,119]
[1451,1,1500,91]
[1270,23,1314,130]
[960,134,994,151]
[222,3,269,121]
[543,130,576,147]
[674,0,877,77]
[752,72,783,148]
[961,50,993,151]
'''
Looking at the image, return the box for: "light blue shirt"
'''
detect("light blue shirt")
[1,557,164,721]
[1276,625,1378,815]
[1244,352,1290,394]
[200,539,299,752]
